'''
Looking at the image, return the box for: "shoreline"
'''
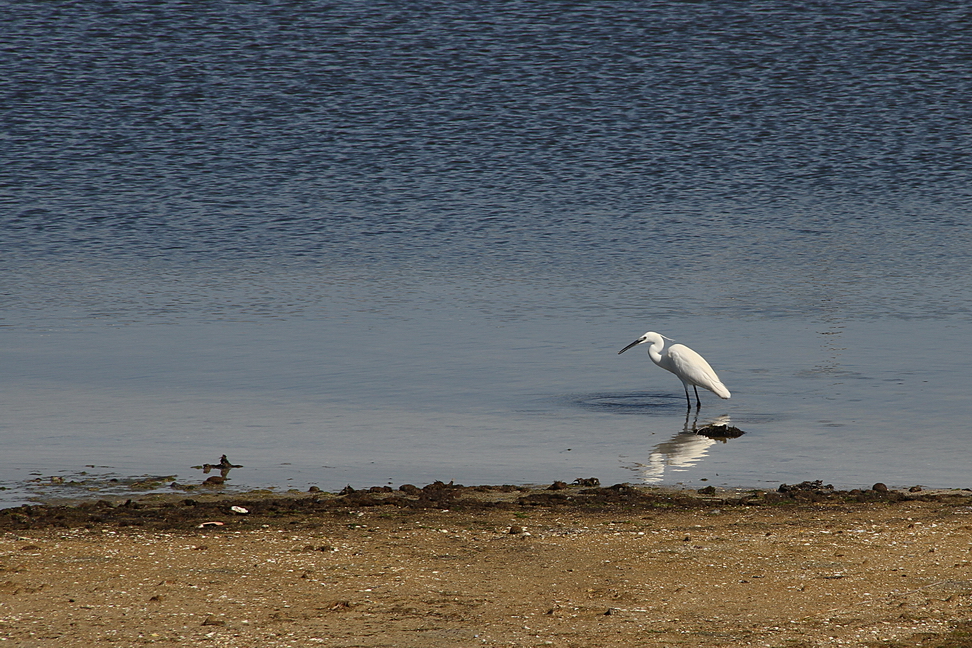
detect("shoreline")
[3,482,972,646]
[5,476,972,520]
[5,453,967,512]
[6,467,969,511]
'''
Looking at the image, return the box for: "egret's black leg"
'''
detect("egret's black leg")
[683,385,692,409]
[693,385,701,409]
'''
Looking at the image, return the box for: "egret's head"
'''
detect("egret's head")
[618,331,665,355]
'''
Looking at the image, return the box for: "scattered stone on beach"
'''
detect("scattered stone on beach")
[573,477,600,487]
[778,480,834,494]
[326,600,352,611]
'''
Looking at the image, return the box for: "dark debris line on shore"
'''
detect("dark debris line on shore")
[3,480,972,532]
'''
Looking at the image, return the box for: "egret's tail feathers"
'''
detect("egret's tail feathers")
[712,382,731,399]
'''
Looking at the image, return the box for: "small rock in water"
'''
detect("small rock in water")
[696,423,745,439]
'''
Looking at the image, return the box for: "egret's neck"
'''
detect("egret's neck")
[646,341,664,366]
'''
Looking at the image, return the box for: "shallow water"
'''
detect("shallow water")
[2,1,971,506]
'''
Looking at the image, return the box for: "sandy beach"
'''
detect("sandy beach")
[2,481,972,647]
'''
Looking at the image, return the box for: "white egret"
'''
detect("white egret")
[618,331,730,408]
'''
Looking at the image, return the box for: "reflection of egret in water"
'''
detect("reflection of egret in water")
[634,413,741,484]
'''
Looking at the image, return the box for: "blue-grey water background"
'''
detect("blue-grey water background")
[2,1,971,507]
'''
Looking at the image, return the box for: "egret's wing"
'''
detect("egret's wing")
[666,344,730,398]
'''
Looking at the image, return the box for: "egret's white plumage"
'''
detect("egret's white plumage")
[618,331,730,408]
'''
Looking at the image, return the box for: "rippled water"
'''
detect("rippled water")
[2,1,971,506]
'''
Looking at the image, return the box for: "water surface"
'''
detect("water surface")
[3,1,971,506]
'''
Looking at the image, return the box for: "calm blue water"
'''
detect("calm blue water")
[3,1,971,506]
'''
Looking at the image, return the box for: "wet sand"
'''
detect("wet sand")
[2,482,972,647]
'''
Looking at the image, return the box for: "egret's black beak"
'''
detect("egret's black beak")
[618,339,641,355]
